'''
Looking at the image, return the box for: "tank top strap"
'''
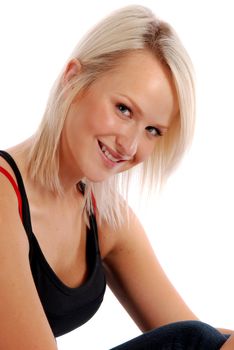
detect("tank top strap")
[0,150,33,236]
[88,212,101,256]
[0,150,102,256]
[77,181,101,255]
[0,165,23,219]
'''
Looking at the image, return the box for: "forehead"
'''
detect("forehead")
[102,50,170,85]
[92,50,178,124]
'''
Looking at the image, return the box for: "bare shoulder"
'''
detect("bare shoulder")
[98,199,197,331]
[0,153,28,246]
[97,202,136,260]
[0,162,57,349]
[97,200,145,260]
[0,153,18,181]
[96,197,166,283]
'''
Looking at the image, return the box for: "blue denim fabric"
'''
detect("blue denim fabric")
[110,321,230,350]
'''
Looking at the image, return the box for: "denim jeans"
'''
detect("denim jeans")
[110,321,230,350]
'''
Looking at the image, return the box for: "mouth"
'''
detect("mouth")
[98,140,126,165]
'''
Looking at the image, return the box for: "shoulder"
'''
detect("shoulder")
[0,155,19,209]
[0,152,17,179]
[0,155,58,349]
[97,199,143,260]
[0,152,29,251]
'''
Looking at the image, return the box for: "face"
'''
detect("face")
[60,51,178,185]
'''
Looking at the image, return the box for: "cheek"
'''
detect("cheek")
[136,141,156,163]
[87,105,118,132]
[66,98,119,139]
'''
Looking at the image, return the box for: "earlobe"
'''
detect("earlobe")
[62,58,82,86]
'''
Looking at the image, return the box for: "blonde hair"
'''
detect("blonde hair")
[27,5,195,228]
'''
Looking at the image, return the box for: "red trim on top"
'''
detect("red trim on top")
[0,166,23,220]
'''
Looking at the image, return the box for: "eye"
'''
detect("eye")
[116,103,132,117]
[146,126,162,137]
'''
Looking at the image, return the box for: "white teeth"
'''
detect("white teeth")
[105,151,118,162]
[101,144,119,162]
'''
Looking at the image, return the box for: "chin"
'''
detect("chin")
[85,174,112,183]
[84,166,126,183]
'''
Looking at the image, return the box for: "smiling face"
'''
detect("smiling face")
[60,50,178,186]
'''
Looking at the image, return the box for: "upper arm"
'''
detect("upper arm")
[220,335,234,349]
[0,173,57,350]
[101,206,198,331]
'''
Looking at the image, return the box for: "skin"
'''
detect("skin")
[0,50,231,349]
[220,336,234,349]
[59,51,177,190]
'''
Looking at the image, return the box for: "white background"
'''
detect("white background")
[0,1,234,349]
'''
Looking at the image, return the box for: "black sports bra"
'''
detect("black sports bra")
[0,150,106,337]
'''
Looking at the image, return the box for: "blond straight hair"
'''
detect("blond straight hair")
[27,5,195,228]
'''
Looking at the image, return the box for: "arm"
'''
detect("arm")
[220,335,234,349]
[0,174,57,350]
[101,205,198,331]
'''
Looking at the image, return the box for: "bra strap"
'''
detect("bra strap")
[0,166,23,220]
[0,150,33,234]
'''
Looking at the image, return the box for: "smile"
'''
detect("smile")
[98,141,125,166]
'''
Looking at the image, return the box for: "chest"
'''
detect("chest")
[28,206,107,338]
[29,201,113,288]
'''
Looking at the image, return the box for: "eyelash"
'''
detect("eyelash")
[116,103,162,137]
[117,103,132,117]
[146,126,162,137]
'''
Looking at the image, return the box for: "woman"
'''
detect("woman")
[0,5,232,349]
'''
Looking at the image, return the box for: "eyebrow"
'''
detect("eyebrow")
[117,93,169,131]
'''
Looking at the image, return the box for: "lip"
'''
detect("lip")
[98,141,128,161]
[98,141,125,169]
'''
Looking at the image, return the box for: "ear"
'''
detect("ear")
[62,58,82,86]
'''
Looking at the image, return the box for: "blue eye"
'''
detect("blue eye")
[146,126,162,137]
[117,103,132,117]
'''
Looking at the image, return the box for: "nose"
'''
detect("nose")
[116,127,139,158]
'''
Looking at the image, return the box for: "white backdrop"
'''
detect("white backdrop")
[0,1,234,349]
